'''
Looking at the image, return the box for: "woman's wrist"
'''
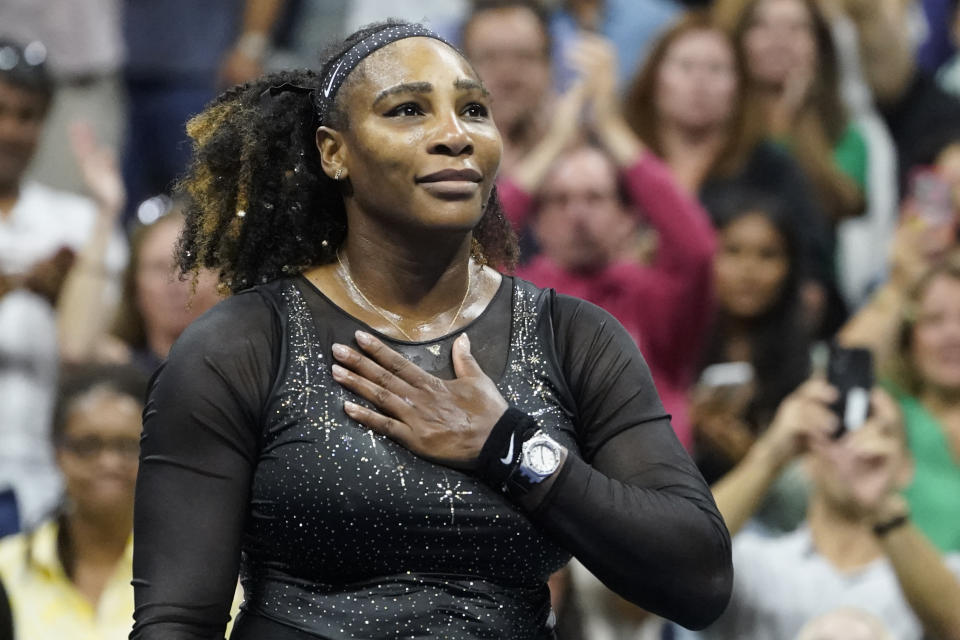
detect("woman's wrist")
[512,135,568,193]
[747,432,795,476]
[868,494,910,535]
[475,407,537,489]
[595,116,642,168]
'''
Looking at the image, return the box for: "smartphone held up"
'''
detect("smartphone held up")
[826,345,874,439]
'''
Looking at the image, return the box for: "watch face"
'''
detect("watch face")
[527,441,560,474]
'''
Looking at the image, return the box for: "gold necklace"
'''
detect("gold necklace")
[336,250,472,342]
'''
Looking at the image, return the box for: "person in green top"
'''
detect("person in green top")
[885,256,960,552]
[843,246,960,553]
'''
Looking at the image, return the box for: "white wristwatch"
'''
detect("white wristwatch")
[506,430,563,495]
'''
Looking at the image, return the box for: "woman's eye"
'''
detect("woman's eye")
[387,103,423,117]
[463,103,489,118]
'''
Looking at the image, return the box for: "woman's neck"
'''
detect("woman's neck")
[920,385,960,415]
[60,506,131,608]
[754,84,791,134]
[807,495,883,571]
[64,507,131,566]
[658,121,727,192]
[339,224,475,322]
[920,386,960,455]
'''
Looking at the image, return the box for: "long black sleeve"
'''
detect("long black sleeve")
[531,295,733,630]
[131,291,279,640]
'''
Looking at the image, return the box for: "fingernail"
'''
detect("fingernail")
[332,343,349,358]
[344,400,358,412]
[355,330,373,345]
[459,333,471,349]
[331,364,347,378]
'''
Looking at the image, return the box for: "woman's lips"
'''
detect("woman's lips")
[416,168,483,183]
[416,168,483,199]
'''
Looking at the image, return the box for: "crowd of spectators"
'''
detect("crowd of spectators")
[0,0,959,639]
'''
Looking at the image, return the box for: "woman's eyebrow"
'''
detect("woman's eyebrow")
[374,81,433,105]
[454,78,490,97]
[373,79,490,106]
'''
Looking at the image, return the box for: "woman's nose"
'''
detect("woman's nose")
[428,111,473,156]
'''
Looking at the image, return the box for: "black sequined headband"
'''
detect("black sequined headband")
[313,23,450,123]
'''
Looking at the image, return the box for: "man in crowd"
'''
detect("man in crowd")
[0,39,125,534]
[460,0,555,176]
[680,379,960,639]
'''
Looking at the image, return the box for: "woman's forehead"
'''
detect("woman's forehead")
[350,37,479,98]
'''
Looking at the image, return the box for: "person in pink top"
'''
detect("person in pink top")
[497,35,716,448]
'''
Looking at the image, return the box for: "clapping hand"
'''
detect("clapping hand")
[331,331,509,469]
[566,34,619,127]
[568,34,641,166]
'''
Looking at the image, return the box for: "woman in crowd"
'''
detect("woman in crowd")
[106,211,221,373]
[130,20,732,639]
[730,0,867,222]
[625,12,836,332]
[0,364,147,640]
[887,257,960,552]
[694,192,811,485]
[843,252,960,553]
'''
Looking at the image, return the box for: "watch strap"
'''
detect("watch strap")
[503,431,562,497]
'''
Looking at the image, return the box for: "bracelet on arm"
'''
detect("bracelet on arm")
[475,408,538,490]
[872,513,910,537]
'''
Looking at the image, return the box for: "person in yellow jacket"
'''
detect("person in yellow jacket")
[0,364,144,640]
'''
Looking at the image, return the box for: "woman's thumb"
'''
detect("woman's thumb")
[452,333,482,378]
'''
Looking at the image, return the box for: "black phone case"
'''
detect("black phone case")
[827,346,874,438]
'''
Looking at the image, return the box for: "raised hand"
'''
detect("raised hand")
[511,79,589,192]
[567,34,618,124]
[890,206,957,292]
[69,121,124,218]
[810,389,910,517]
[691,381,757,464]
[753,378,839,470]
[567,34,641,166]
[331,331,509,469]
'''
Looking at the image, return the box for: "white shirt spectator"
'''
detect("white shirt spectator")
[0,181,126,278]
[0,290,60,528]
[675,526,960,640]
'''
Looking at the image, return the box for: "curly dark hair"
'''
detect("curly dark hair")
[176,20,518,295]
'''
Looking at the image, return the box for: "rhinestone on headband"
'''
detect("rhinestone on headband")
[313,23,451,124]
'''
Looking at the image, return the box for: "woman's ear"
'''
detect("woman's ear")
[316,126,348,181]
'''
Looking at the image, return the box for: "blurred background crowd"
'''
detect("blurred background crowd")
[1,0,960,638]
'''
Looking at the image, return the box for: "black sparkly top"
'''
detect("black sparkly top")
[131,276,732,640]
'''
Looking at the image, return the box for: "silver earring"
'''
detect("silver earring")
[334,168,343,180]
